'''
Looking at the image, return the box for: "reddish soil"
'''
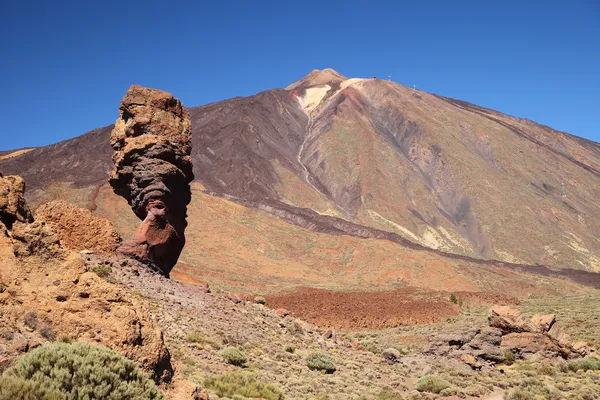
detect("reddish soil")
[265,287,461,329]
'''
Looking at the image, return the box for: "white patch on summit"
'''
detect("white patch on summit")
[296,85,331,113]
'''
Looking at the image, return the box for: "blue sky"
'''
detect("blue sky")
[1,0,599,150]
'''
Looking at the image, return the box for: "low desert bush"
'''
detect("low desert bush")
[505,378,563,400]
[204,370,285,400]
[221,346,247,366]
[504,349,516,365]
[567,355,600,372]
[537,362,555,376]
[185,332,221,350]
[450,294,458,304]
[0,342,164,400]
[0,375,64,400]
[254,296,266,305]
[415,375,451,394]
[90,263,112,278]
[306,351,336,373]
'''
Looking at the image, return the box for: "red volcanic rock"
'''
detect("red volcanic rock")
[275,308,290,317]
[109,85,193,276]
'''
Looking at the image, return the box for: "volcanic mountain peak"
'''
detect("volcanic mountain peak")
[285,68,348,90]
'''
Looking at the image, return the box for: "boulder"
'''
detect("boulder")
[35,200,121,256]
[275,308,290,317]
[0,175,32,229]
[531,313,555,333]
[488,306,532,333]
[109,85,193,277]
[382,347,401,364]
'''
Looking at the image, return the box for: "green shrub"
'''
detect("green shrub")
[504,349,516,365]
[204,370,285,400]
[0,375,64,400]
[221,346,247,366]
[90,263,112,278]
[567,356,600,372]
[254,296,266,305]
[449,294,458,304]
[1,342,164,400]
[415,375,451,394]
[306,351,336,373]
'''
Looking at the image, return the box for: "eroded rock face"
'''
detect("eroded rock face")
[11,220,63,259]
[109,85,193,276]
[35,200,121,255]
[488,305,532,333]
[0,175,33,229]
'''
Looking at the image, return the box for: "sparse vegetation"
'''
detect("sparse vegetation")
[567,355,600,372]
[415,375,451,394]
[0,342,164,399]
[504,349,516,365]
[185,331,221,350]
[254,296,266,305]
[306,351,336,373]
[222,346,247,366]
[449,294,458,304]
[204,370,285,400]
[504,378,562,400]
[90,263,112,278]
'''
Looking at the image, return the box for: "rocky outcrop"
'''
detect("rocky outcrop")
[488,306,592,359]
[424,328,505,369]
[426,306,593,369]
[35,200,121,255]
[0,175,32,229]
[11,220,63,259]
[109,85,193,276]
[0,247,173,383]
[488,305,532,333]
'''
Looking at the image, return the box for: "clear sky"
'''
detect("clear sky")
[1,0,599,150]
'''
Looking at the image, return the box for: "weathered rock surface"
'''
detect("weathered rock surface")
[109,85,193,276]
[0,175,32,229]
[0,246,173,383]
[488,305,532,333]
[35,200,121,255]
[382,347,401,364]
[530,313,555,333]
[501,332,562,358]
[11,220,63,259]
[427,306,594,368]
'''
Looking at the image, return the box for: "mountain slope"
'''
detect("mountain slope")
[1,69,599,275]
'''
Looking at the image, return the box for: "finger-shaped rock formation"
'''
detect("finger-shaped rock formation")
[109,85,193,276]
